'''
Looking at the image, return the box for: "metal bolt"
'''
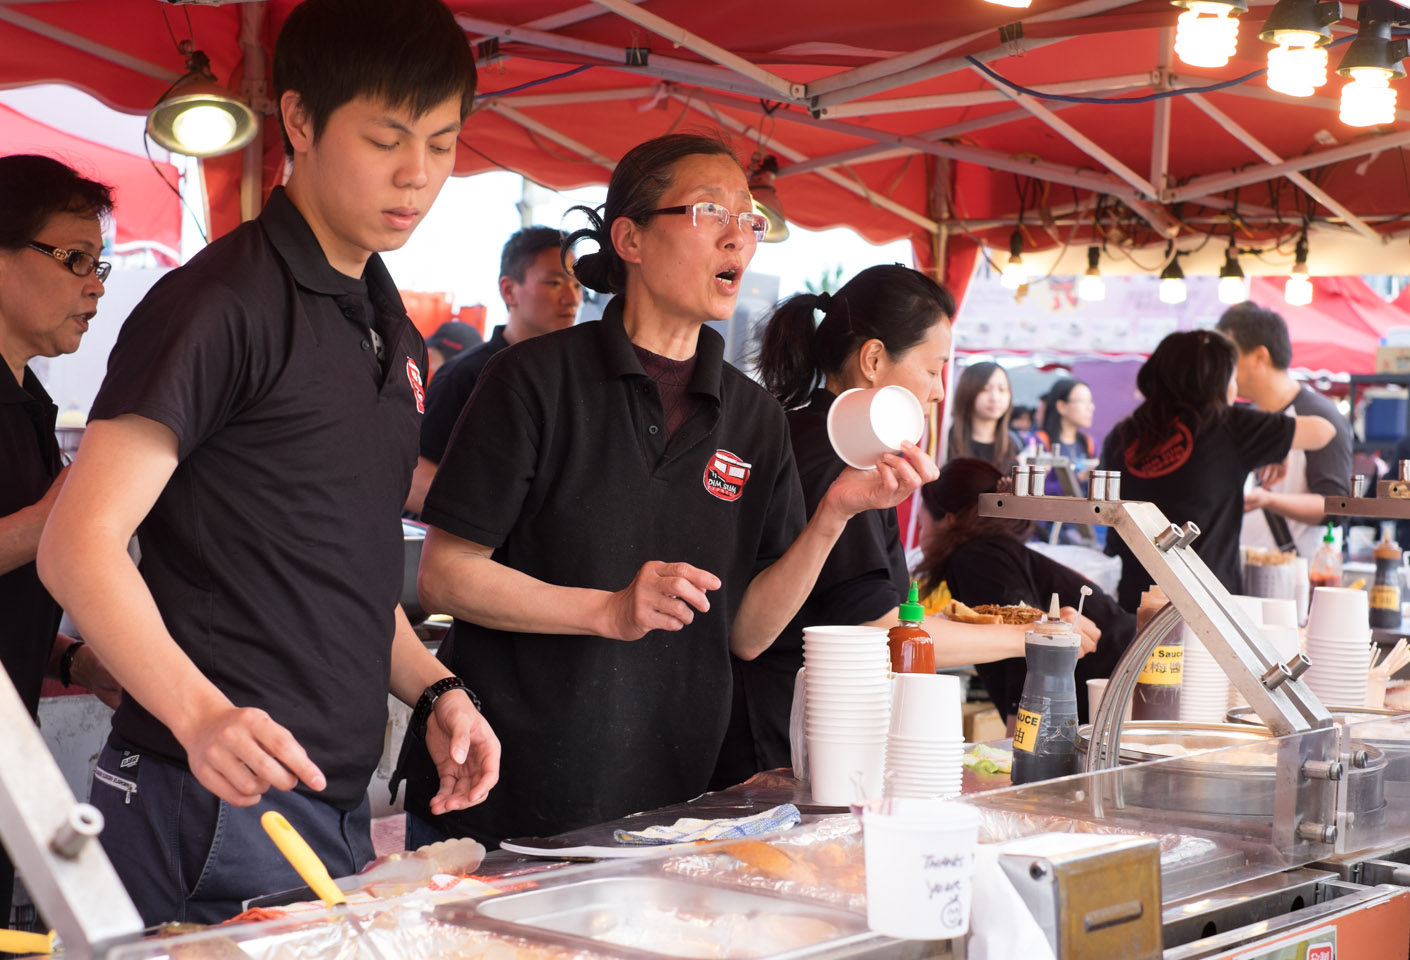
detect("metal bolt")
[1176,521,1201,548]
[1351,750,1370,769]
[1297,821,1337,844]
[51,804,103,859]
[1029,861,1048,880]
[1088,470,1108,501]
[1029,466,1048,497]
[1154,524,1183,552]
[1012,465,1032,497]
[1301,760,1344,782]
[1105,471,1121,500]
[1285,653,1312,681]
[1400,460,1410,483]
[1352,474,1370,497]
[1262,661,1293,690]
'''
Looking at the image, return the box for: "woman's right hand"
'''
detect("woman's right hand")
[601,561,722,640]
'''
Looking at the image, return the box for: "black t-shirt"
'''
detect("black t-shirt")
[402,296,806,845]
[952,429,1023,472]
[714,389,907,786]
[0,360,63,719]
[1100,406,1296,611]
[419,326,508,464]
[938,536,1133,722]
[89,187,427,809]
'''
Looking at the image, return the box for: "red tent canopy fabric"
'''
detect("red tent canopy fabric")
[0,101,181,260]
[1246,275,1408,375]
[3,2,1409,293]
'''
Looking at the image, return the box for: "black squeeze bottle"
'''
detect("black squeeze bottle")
[1010,596,1082,785]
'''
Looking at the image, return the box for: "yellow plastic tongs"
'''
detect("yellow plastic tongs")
[259,811,388,960]
[0,930,54,956]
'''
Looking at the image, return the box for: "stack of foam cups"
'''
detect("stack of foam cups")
[1226,595,1267,713]
[802,626,891,805]
[883,674,964,798]
[1179,622,1228,723]
[1304,587,1372,706]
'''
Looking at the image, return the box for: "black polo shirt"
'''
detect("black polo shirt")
[0,359,63,719]
[89,186,426,809]
[419,326,508,464]
[714,388,909,786]
[404,296,806,844]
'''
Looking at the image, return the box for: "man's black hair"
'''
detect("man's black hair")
[500,226,567,283]
[273,0,476,157]
[1216,301,1293,371]
[0,155,113,249]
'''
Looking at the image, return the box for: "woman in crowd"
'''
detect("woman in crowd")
[396,133,936,847]
[947,361,1022,471]
[1100,329,1335,611]
[914,458,1119,727]
[1035,377,1096,500]
[710,265,1097,786]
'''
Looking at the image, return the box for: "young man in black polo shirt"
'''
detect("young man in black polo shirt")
[405,226,581,514]
[38,0,498,925]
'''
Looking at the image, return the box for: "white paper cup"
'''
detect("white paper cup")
[863,800,980,939]
[1232,594,1267,624]
[1307,587,1370,639]
[826,386,925,470]
[888,673,963,740]
[809,738,885,805]
[804,625,891,642]
[1086,678,1133,722]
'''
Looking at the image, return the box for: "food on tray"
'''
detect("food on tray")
[720,840,819,886]
[963,743,1013,775]
[1244,547,1296,566]
[942,599,1042,625]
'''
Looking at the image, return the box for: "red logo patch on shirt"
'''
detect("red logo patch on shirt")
[703,449,751,502]
[406,358,425,414]
[1124,420,1193,479]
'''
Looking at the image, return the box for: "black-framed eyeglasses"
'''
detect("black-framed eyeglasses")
[26,241,111,282]
[651,201,767,242]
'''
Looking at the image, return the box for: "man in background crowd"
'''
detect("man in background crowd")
[406,225,580,513]
[1217,302,1353,558]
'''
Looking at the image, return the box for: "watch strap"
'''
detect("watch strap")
[410,676,478,739]
[58,640,85,688]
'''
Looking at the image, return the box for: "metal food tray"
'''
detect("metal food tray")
[436,874,881,960]
[1074,721,1388,822]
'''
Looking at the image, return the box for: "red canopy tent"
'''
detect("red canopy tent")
[0,101,181,262]
[6,0,1410,309]
[1248,275,1391,374]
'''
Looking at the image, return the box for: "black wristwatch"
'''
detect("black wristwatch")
[58,640,85,688]
[410,676,479,739]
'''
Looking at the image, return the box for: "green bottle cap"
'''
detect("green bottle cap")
[898,581,925,623]
[1324,522,1335,544]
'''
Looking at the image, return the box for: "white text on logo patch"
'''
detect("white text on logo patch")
[703,449,751,502]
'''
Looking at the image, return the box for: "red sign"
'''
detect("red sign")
[703,449,751,502]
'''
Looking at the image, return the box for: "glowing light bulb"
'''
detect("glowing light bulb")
[1159,276,1187,305]
[1000,255,1027,290]
[983,0,1032,6]
[1284,271,1313,306]
[1267,40,1328,97]
[170,104,238,154]
[1218,275,1249,304]
[1175,3,1240,69]
[1340,67,1397,127]
[1077,271,1106,303]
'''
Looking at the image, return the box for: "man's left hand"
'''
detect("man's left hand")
[1244,486,1270,512]
[69,644,123,710]
[823,442,939,519]
[425,690,501,816]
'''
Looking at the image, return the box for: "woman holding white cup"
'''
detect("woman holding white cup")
[712,265,1080,788]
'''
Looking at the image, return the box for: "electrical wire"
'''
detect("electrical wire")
[476,65,593,101]
[142,129,208,245]
[965,35,1354,106]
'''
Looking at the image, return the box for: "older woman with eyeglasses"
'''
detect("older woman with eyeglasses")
[0,153,122,913]
[394,133,937,847]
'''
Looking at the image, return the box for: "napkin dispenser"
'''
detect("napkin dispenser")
[997,833,1161,960]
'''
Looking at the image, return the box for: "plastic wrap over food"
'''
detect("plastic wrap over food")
[967,805,1219,872]
[662,816,866,911]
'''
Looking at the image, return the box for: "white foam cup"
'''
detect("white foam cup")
[809,738,885,805]
[1306,587,1370,639]
[862,799,980,939]
[826,386,925,470]
[889,673,963,740]
[1262,598,1298,628]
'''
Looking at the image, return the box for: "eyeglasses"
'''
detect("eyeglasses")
[26,241,111,282]
[651,201,767,242]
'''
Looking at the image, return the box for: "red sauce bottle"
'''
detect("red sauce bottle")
[888,581,936,674]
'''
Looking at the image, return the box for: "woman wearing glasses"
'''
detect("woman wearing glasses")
[0,153,121,913]
[395,133,936,846]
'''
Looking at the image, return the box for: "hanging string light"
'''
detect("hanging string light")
[1336,2,1407,127]
[1173,0,1246,70]
[1000,229,1028,290]
[1159,247,1188,305]
[1285,231,1314,306]
[1218,244,1248,304]
[1077,246,1106,302]
[1261,0,1341,97]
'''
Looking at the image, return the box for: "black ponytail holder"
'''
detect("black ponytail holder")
[814,291,833,315]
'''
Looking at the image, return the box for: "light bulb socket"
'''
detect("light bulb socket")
[1008,229,1024,259]
[147,45,259,158]
[1336,5,1408,79]
[1086,245,1102,271]
[1219,247,1246,280]
[1173,0,1247,11]
[1294,232,1310,266]
[1160,255,1185,281]
[1260,0,1342,47]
